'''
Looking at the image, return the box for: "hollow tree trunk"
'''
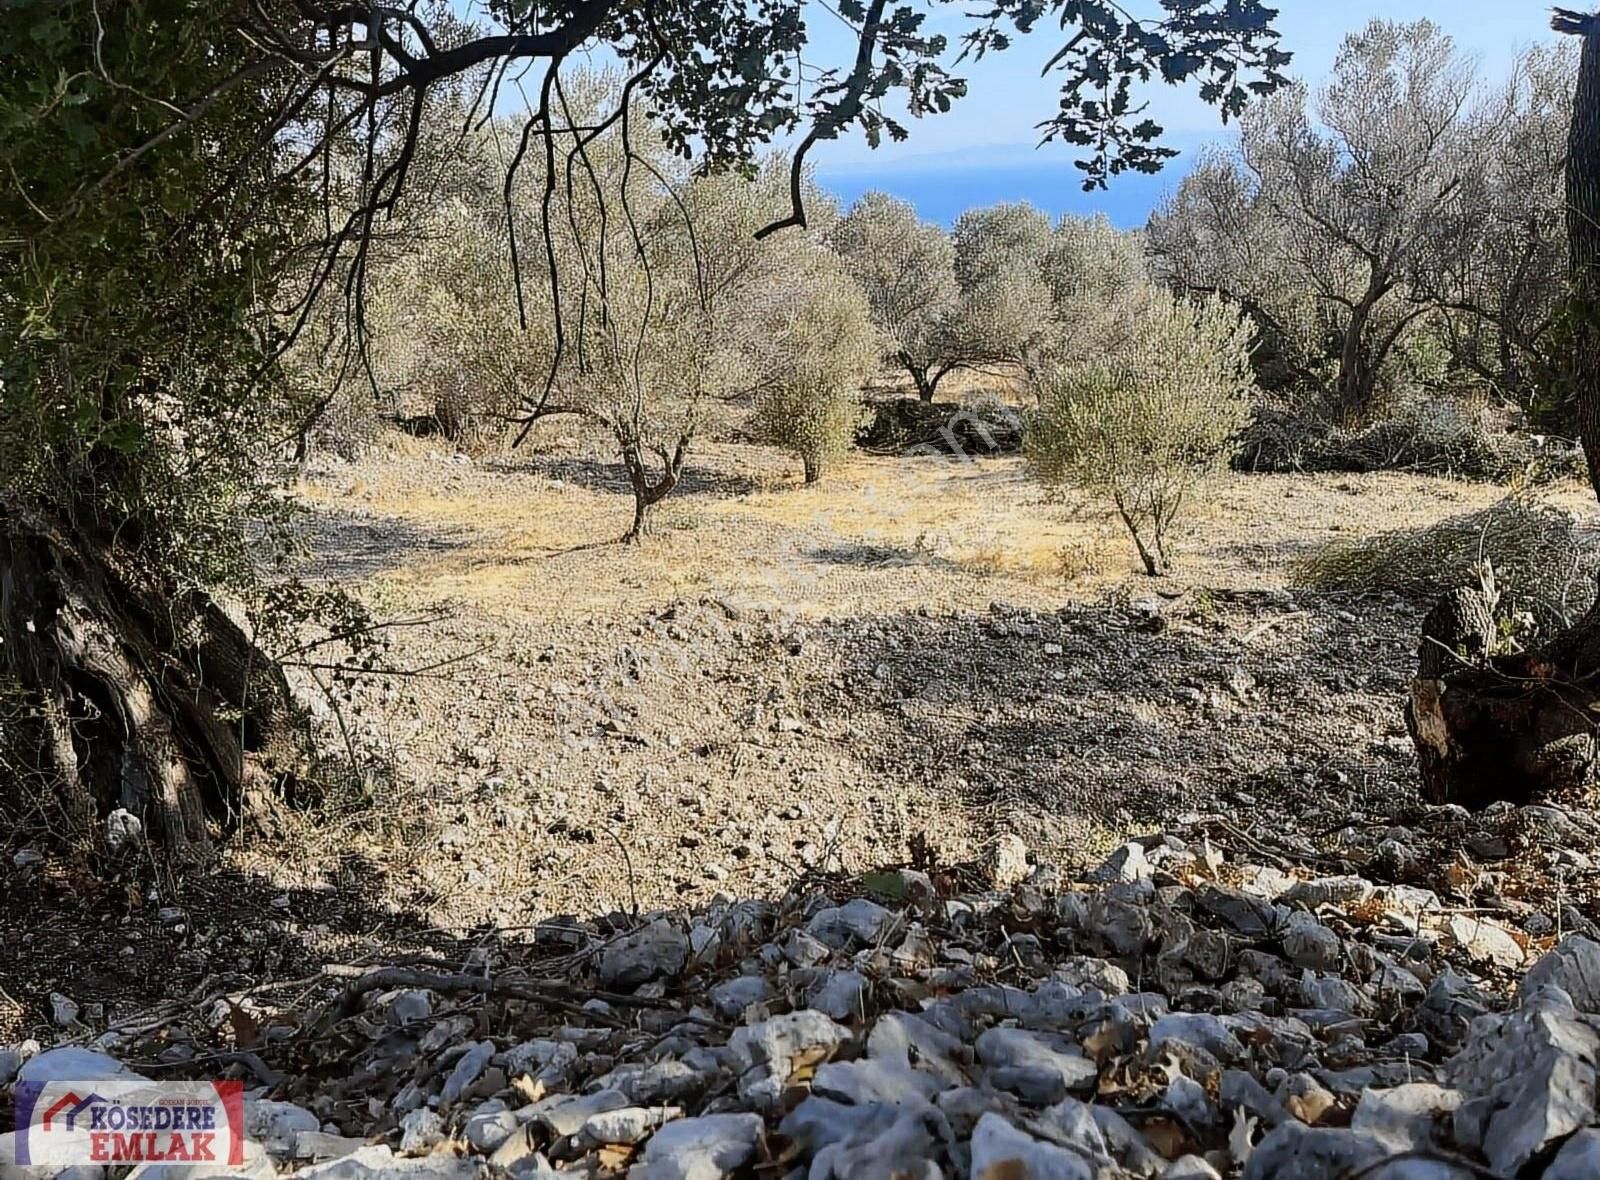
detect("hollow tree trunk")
[0,504,302,855]
[1408,9,1600,808]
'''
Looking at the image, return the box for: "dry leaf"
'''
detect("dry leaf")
[1444,857,1479,894]
[1141,1117,1191,1159]
[596,1144,636,1171]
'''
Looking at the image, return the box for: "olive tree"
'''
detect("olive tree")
[0,0,316,851]
[359,186,557,447]
[1147,150,1329,390]
[1403,10,1600,810]
[1027,293,1256,576]
[944,202,1057,371]
[1151,21,1492,419]
[1423,44,1575,412]
[828,193,960,400]
[830,196,1058,400]
[536,151,856,535]
[749,265,880,483]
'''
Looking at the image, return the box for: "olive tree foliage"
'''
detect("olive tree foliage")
[1149,20,1495,420]
[577,162,807,539]
[942,202,1057,376]
[831,196,1144,400]
[2,0,307,585]
[287,202,527,454]
[1423,44,1576,415]
[145,0,1290,432]
[1027,293,1256,576]
[2,0,1297,539]
[2,0,1294,502]
[287,120,560,453]
[382,194,558,446]
[533,146,867,535]
[1043,216,1148,315]
[748,266,880,483]
[1037,213,1153,368]
[307,79,874,519]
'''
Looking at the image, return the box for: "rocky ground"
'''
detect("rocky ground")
[268,584,1426,917]
[7,796,1600,1179]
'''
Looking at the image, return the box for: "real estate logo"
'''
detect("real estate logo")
[13,1079,245,1166]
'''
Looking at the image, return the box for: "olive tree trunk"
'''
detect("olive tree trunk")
[619,432,689,542]
[1570,10,1600,502]
[0,505,302,855]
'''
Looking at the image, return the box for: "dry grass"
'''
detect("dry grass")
[296,433,1598,623]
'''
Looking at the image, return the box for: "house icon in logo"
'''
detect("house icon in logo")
[40,1092,105,1132]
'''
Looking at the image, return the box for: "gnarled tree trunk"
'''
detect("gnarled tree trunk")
[1409,8,1600,808]
[618,432,690,542]
[1408,585,1600,808]
[0,505,303,856]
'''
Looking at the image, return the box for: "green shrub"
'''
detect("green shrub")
[753,377,864,483]
[1028,291,1256,575]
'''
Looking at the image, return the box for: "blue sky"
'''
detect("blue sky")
[807,1,1568,228]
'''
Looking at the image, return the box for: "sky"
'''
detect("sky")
[805,0,1570,228]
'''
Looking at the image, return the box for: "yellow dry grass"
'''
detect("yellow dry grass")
[296,438,1597,621]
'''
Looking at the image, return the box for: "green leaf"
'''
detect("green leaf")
[860,871,909,900]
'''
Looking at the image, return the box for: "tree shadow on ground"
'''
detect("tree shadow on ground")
[798,587,1423,853]
[291,507,478,580]
[0,815,814,1091]
[807,541,963,572]
[488,455,759,498]
[0,841,476,1043]
[1201,534,1336,576]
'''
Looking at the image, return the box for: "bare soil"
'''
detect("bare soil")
[1,425,1592,1039]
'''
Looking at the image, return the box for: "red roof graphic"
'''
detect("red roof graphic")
[41,1091,104,1131]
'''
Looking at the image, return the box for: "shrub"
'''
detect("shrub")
[753,377,863,483]
[1027,292,1256,575]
